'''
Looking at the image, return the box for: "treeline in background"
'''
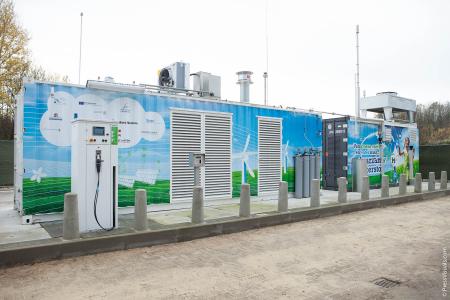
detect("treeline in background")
[416,102,450,145]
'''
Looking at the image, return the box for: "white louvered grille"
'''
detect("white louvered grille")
[171,111,202,201]
[385,127,392,142]
[171,110,232,202]
[409,127,417,143]
[258,117,282,194]
[204,114,232,198]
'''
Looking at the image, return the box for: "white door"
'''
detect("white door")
[258,117,282,195]
[170,110,232,202]
[204,113,232,199]
[170,111,202,202]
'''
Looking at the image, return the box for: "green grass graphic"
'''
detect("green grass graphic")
[232,170,258,197]
[22,177,170,215]
[282,167,295,192]
[23,177,71,215]
[118,180,170,207]
[231,167,297,197]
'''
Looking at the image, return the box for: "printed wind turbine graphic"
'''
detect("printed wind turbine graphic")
[30,167,47,183]
[283,140,289,174]
[233,134,256,184]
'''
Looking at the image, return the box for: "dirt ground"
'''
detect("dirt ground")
[1,197,449,299]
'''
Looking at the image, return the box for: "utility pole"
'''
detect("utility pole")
[78,12,83,85]
[354,24,361,138]
[263,72,268,105]
[355,24,360,118]
[264,0,269,105]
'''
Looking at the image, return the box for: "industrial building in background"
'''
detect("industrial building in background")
[13,62,419,226]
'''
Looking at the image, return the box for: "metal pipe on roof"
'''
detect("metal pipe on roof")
[236,71,253,103]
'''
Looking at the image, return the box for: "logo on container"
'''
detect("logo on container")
[120,104,131,113]
[49,112,62,121]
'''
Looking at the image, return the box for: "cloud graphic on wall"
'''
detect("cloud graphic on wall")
[40,91,166,148]
[142,112,165,141]
[75,93,108,121]
[39,88,74,147]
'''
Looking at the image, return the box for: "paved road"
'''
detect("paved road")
[1,197,449,299]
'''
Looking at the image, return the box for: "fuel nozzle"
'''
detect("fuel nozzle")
[96,150,103,173]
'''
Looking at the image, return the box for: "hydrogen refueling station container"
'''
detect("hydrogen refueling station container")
[13,62,419,221]
[14,62,323,217]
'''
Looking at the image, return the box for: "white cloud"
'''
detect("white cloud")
[40,92,166,147]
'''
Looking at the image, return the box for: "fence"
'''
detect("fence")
[0,140,14,186]
[419,144,450,179]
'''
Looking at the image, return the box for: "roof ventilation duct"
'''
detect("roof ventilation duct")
[236,71,253,103]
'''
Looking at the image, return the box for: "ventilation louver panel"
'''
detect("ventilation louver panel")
[204,114,232,198]
[171,110,232,202]
[171,111,202,201]
[409,127,417,143]
[258,117,282,194]
[385,127,393,142]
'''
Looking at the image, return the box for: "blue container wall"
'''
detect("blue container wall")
[347,119,419,189]
[21,82,322,214]
[382,124,420,183]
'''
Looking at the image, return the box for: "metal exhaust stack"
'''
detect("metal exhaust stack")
[236,71,253,103]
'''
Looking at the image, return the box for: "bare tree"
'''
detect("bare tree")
[28,65,70,83]
[416,101,450,145]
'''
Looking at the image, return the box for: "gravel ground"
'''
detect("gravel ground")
[1,197,449,299]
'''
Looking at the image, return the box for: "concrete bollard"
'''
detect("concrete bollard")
[399,174,407,195]
[239,184,251,217]
[134,189,148,231]
[428,172,435,191]
[310,179,320,207]
[63,193,80,240]
[441,171,448,190]
[337,177,347,203]
[278,181,288,212]
[192,186,204,224]
[361,176,369,200]
[381,175,389,198]
[414,173,422,193]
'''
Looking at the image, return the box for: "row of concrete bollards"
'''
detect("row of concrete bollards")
[135,171,447,225]
[62,170,448,240]
[335,170,448,203]
[427,171,448,191]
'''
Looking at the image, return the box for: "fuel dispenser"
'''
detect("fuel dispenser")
[71,120,119,232]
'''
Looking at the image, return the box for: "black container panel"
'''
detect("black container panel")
[323,117,348,190]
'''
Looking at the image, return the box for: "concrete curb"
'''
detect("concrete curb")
[1,189,449,268]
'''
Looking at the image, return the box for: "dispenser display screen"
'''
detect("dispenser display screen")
[92,126,105,136]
